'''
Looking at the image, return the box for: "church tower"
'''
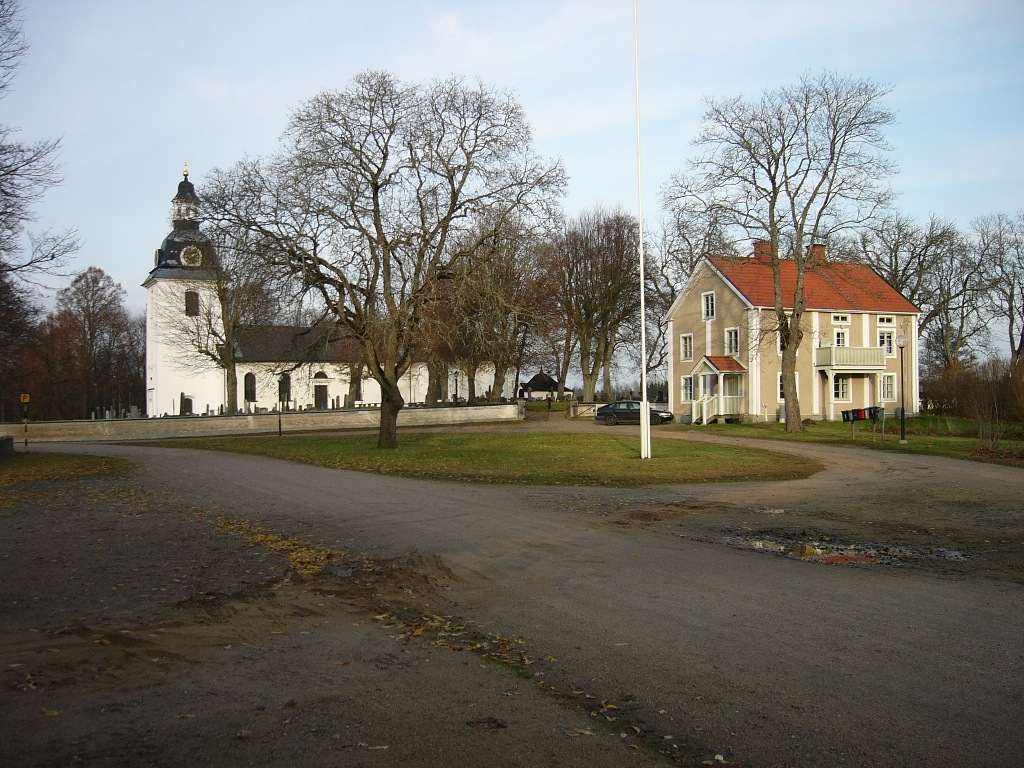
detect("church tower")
[143,167,224,417]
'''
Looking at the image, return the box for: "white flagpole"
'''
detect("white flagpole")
[634,0,652,459]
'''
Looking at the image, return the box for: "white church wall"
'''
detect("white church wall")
[145,278,226,417]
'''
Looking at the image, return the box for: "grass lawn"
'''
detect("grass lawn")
[171,431,822,486]
[689,415,1024,468]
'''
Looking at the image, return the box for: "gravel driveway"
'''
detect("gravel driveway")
[2,421,1022,767]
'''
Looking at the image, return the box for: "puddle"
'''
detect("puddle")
[724,534,974,566]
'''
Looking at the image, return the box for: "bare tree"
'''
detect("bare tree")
[920,236,992,371]
[0,269,36,418]
[545,207,641,402]
[0,0,77,278]
[665,71,896,430]
[53,267,132,419]
[208,72,565,447]
[839,213,962,338]
[974,211,1024,366]
[426,217,550,403]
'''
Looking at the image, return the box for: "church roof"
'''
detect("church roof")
[233,325,360,364]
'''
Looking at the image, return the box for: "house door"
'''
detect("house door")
[314,385,328,410]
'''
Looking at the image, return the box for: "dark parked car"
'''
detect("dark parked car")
[595,400,674,426]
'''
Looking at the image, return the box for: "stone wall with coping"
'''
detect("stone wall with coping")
[0,404,523,443]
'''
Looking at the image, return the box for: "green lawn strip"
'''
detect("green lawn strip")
[687,418,1024,467]
[174,431,821,486]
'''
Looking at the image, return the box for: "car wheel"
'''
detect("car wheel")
[605,414,617,426]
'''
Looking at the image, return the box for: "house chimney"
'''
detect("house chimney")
[753,240,771,260]
[807,243,826,263]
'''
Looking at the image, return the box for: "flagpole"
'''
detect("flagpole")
[634,0,651,459]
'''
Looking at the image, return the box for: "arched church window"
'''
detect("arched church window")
[244,373,257,402]
[184,291,200,317]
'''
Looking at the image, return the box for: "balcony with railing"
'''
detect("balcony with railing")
[814,346,886,370]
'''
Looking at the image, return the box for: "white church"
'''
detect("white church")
[144,170,512,417]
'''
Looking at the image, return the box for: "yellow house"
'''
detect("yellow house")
[665,241,920,424]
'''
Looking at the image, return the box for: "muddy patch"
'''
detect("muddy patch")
[718,531,976,566]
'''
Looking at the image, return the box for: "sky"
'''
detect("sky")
[6,0,1024,312]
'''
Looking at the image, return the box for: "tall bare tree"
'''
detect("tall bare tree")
[920,235,992,371]
[53,267,133,419]
[207,71,565,447]
[665,71,896,430]
[0,0,77,278]
[426,218,550,403]
[545,207,641,402]
[974,211,1024,366]
[839,213,962,337]
[0,269,35,418]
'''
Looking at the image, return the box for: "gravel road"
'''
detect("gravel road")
[2,421,1022,767]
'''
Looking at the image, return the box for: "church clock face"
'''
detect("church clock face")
[181,245,202,267]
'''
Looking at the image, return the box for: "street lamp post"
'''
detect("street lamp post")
[896,335,909,444]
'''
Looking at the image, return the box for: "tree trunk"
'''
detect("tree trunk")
[378,378,404,449]
[490,363,508,401]
[347,361,364,406]
[426,360,448,405]
[557,335,573,398]
[224,362,238,415]
[464,362,478,404]
[781,320,803,432]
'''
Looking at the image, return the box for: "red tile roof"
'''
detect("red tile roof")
[703,355,746,372]
[709,256,919,314]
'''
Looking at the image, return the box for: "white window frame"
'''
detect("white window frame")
[877,315,895,326]
[680,333,693,362]
[833,374,852,401]
[832,313,850,325]
[834,328,848,348]
[681,375,694,402]
[701,291,716,321]
[777,372,799,402]
[880,373,896,402]
[878,330,895,357]
[724,327,740,356]
[776,329,795,356]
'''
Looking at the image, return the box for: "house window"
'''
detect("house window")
[834,328,848,347]
[680,334,693,362]
[880,374,896,402]
[184,291,200,317]
[775,325,797,356]
[702,291,715,320]
[725,327,740,356]
[681,375,694,402]
[833,375,851,401]
[777,372,799,402]
[879,330,895,356]
[878,316,895,326]
[832,313,850,325]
